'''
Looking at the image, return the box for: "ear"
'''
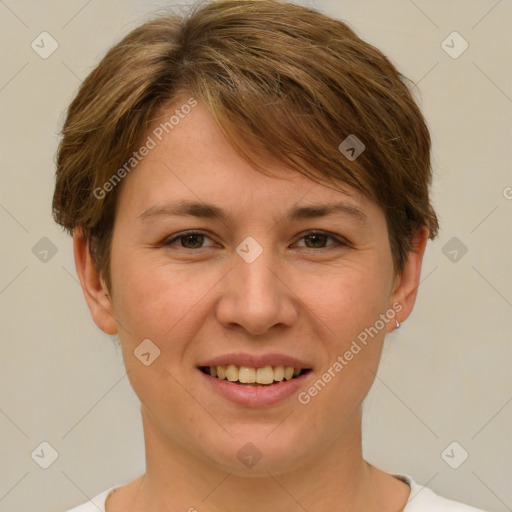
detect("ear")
[387,225,429,332]
[73,228,118,335]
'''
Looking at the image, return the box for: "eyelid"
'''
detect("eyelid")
[162,229,349,250]
[162,229,218,248]
[294,230,349,249]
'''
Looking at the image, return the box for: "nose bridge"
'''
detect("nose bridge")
[235,236,281,310]
[238,245,278,298]
[216,235,297,334]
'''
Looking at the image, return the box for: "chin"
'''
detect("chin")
[199,426,311,477]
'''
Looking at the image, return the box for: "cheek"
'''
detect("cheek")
[108,252,199,420]
[109,247,205,339]
[299,262,391,403]
[306,260,392,336]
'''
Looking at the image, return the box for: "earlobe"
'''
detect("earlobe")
[387,226,430,332]
[73,229,118,335]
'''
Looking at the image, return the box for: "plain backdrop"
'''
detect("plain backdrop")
[0,1,511,511]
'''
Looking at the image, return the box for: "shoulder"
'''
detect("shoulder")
[61,485,122,512]
[61,476,488,512]
[396,474,488,512]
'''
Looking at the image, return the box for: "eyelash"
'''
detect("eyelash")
[162,230,348,251]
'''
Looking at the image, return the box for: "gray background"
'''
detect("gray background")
[0,1,511,511]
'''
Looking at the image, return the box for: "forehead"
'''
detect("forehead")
[115,96,380,223]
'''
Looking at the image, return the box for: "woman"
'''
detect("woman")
[53,1,486,510]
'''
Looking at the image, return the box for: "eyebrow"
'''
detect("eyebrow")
[138,199,367,225]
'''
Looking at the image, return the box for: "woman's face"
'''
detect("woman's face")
[88,96,418,476]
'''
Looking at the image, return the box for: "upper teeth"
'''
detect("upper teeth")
[209,365,301,384]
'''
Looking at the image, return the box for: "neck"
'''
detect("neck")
[128,406,391,512]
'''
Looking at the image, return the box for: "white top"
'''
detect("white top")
[64,474,487,511]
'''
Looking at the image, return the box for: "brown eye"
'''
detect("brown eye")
[303,233,329,248]
[179,233,205,249]
[163,231,215,249]
[296,231,346,250]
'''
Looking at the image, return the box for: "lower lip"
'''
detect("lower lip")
[198,369,311,407]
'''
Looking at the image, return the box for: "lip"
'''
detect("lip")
[198,352,312,370]
[198,367,313,407]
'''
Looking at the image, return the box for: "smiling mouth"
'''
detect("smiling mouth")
[199,365,312,386]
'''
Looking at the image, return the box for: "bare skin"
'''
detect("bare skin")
[105,460,411,512]
[74,94,427,512]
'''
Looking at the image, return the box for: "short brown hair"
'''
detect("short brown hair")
[52,0,438,291]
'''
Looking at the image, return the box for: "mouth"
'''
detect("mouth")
[198,365,312,386]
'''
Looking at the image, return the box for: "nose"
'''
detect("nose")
[215,243,299,336]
